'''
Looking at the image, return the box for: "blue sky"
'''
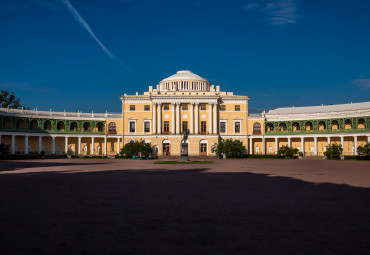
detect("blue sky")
[1,0,369,113]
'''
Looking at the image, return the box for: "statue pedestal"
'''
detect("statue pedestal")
[180,143,189,161]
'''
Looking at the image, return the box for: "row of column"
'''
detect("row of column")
[1,135,122,155]
[249,136,370,155]
[152,102,218,135]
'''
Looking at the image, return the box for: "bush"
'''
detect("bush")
[0,143,10,155]
[344,155,370,161]
[324,143,343,160]
[357,142,370,157]
[277,146,298,159]
[120,140,153,159]
[215,139,246,158]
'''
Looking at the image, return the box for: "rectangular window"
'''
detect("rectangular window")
[163,121,169,134]
[163,104,169,111]
[200,104,206,111]
[220,122,226,133]
[144,105,150,111]
[181,104,188,110]
[235,122,240,133]
[182,121,188,133]
[220,105,226,111]
[235,105,240,111]
[130,105,135,111]
[201,121,206,134]
[144,121,150,133]
[129,121,136,132]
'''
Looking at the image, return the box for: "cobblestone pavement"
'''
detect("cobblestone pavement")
[1,159,369,255]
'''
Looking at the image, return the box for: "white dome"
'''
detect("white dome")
[159,70,210,92]
[161,70,208,83]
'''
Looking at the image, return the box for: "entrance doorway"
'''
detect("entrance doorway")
[163,143,170,156]
[200,143,207,156]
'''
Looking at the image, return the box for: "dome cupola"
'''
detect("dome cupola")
[159,70,210,92]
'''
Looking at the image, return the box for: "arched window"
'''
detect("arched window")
[318,121,326,131]
[109,122,116,131]
[57,121,65,131]
[344,119,352,130]
[16,119,25,129]
[279,122,287,132]
[44,120,51,130]
[266,123,274,132]
[97,122,104,132]
[358,118,365,129]
[253,122,261,135]
[83,122,91,131]
[30,120,38,130]
[331,120,339,130]
[3,117,11,129]
[70,122,77,131]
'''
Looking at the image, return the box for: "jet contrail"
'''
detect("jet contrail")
[60,0,114,58]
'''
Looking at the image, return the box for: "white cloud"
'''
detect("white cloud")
[352,78,370,90]
[59,0,114,59]
[243,0,299,25]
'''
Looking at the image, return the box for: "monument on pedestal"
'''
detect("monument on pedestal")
[181,129,189,161]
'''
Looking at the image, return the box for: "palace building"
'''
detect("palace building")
[1,70,370,157]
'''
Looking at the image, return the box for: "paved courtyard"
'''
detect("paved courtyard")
[0,159,370,255]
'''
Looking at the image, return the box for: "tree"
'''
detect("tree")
[324,143,343,160]
[215,139,246,158]
[277,146,299,159]
[120,140,153,158]
[0,90,28,109]
[357,143,370,158]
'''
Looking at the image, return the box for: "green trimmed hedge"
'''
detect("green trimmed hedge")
[344,156,370,161]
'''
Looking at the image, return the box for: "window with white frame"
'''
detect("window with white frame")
[220,121,226,133]
[234,121,241,133]
[129,121,136,133]
[144,121,150,133]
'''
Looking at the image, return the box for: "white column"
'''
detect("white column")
[275,137,278,154]
[209,103,213,134]
[78,136,81,155]
[176,103,180,134]
[171,103,175,134]
[288,137,291,147]
[52,136,56,155]
[11,135,15,155]
[213,103,217,134]
[25,136,29,155]
[314,136,317,156]
[104,136,107,155]
[91,137,95,155]
[354,136,358,156]
[262,137,265,154]
[368,136,370,143]
[190,103,194,134]
[340,136,344,155]
[301,137,304,154]
[157,103,162,134]
[65,136,68,153]
[152,103,157,134]
[327,136,331,146]
[249,137,253,155]
[38,136,42,154]
[117,137,120,154]
[195,103,199,134]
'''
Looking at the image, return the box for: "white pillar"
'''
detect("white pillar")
[314,136,317,156]
[327,136,331,146]
[354,136,358,156]
[249,137,253,155]
[52,136,55,155]
[78,137,81,155]
[275,137,278,154]
[152,103,157,134]
[176,103,180,134]
[25,136,29,155]
[11,135,15,155]
[301,137,304,154]
[171,103,175,134]
[190,103,194,134]
[104,137,107,155]
[262,137,265,154]
[38,136,42,154]
[117,137,120,154]
[288,137,291,147]
[91,137,95,155]
[157,103,162,134]
[340,136,344,155]
[65,136,68,153]
[209,103,213,134]
[368,136,370,143]
[213,103,217,134]
[195,103,199,134]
